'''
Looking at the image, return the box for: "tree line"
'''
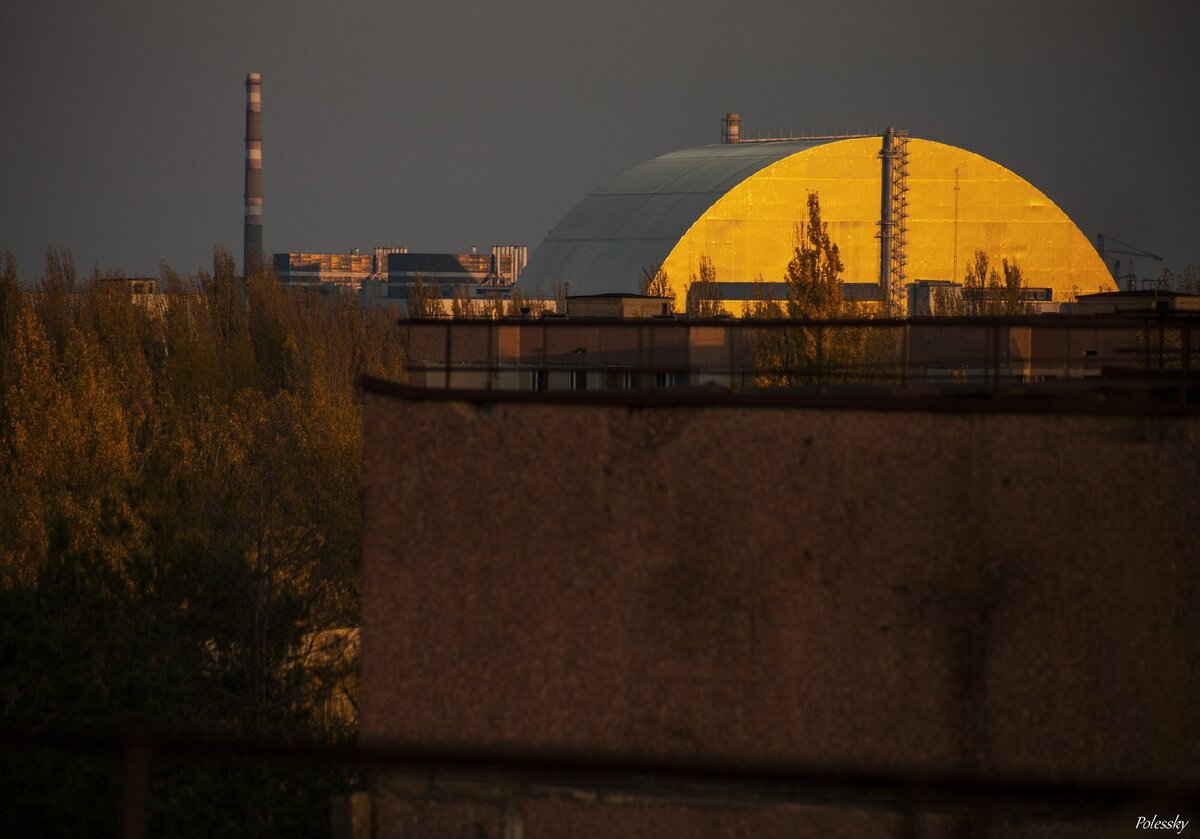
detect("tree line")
[0,248,405,836]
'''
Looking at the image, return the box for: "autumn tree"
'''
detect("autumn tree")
[504,287,550,317]
[1179,267,1200,296]
[405,274,443,318]
[685,255,726,317]
[741,273,784,319]
[640,263,676,312]
[745,192,886,384]
[451,284,480,317]
[0,247,406,835]
[962,250,1029,315]
[481,295,507,319]
[999,258,1030,315]
[783,193,847,320]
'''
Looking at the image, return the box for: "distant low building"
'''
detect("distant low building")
[565,293,672,319]
[905,280,1059,316]
[1070,289,1200,315]
[97,276,159,296]
[97,276,168,315]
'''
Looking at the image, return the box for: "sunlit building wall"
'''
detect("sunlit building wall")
[273,251,376,293]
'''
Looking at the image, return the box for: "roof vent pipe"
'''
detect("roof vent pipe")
[721,113,741,144]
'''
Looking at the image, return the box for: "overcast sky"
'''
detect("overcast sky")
[2,0,1197,279]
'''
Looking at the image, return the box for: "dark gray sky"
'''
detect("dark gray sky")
[2,0,1197,279]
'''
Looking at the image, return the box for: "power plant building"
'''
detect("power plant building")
[383,246,526,287]
[238,73,528,303]
[273,250,378,292]
[362,245,527,309]
[518,123,1115,313]
[271,245,527,308]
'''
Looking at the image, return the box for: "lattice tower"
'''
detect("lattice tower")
[885,130,910,314]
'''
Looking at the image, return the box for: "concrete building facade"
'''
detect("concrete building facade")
[360,382,1200,837]
[398,308,1200,394]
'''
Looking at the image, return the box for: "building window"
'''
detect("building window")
[570,371,588,391]
[530,369,548,392]
[655,371,682,388]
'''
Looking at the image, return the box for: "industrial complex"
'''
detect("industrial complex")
[228,77,1198,401]
[241,74,528,310]
[273,245,527,309]
[243,79,1122,317]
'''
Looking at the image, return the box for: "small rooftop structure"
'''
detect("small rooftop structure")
[565,293,673,319]
[1073,289,1200,315]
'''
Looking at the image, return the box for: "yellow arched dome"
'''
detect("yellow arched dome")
[660,137,1114,311]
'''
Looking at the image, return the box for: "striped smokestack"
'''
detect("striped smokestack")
[243,72,263,276]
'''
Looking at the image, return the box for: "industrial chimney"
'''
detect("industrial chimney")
[243,72,263,276]
[721,112,741,144]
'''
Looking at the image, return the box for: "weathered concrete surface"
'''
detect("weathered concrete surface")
[361,390,1200,835]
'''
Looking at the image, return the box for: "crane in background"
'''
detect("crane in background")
[1096,234,1164,291]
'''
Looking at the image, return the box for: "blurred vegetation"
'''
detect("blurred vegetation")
[684,255,727,317]
[961,249,1032,316]
[0,247,405,836]
[639,263,676,312]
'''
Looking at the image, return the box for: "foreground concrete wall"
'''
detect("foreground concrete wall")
[361,389,1200,836]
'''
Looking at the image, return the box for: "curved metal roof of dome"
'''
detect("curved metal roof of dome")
[518,140,831,296]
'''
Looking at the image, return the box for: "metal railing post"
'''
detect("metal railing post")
[487,318,494,391]
[816,324,824,385]
[1182,325,1192,404]
[1144,318,1151,374]
[1065,321,1072,379]
[1158,312,1166,372]
[728,322,736,388]
[991,322,1001,392]
[119,734,152,839]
